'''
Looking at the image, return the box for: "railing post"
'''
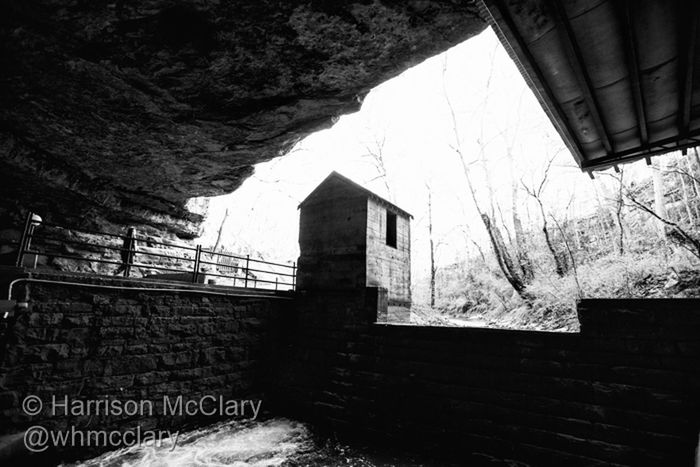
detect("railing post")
[193,245,202,283]
[244,254,250,288]
[292,261,296,290]
[275,277,278,291]
[15,211,34,267]
[123,227,136,278]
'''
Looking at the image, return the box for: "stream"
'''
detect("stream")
[65,418,452,467]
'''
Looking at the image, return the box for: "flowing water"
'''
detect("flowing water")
[65,418,450,467]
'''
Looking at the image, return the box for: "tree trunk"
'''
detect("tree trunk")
[615,173,625,255]
[677,166,696,224]
[571,217,581,250]
[615,202,625,255]
[625,189,700,259]
[470,239,487,264]
[551,215,583,298]
[441,55,528,301]
[651,158,668,240]
[462,165,527,299]
[537,199,567,276]
[509,152,534,281]
[427,186,436,308]
[481,213,528,296]
[684,156,700,220]
[211,208,229,253]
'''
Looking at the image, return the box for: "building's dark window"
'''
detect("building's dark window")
[386,210,397,248]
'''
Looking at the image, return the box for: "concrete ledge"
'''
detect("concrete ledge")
[578,298,700,336]
[0,267,295,301]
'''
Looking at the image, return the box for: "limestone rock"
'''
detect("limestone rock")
[0,1,485,238]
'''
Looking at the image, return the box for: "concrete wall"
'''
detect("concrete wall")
[365,200,411,308]
[273,290,700,466]
[297,178,367,290]
[297,176,412,317]
[0,276,288,460]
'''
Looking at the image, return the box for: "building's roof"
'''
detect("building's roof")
[478,0,700,172]
[298,171,413,219]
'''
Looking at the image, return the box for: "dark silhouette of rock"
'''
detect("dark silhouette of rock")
[0,1,485,237]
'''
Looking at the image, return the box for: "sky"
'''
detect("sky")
[191,27,644,279]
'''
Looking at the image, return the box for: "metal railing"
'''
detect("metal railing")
[14,212,296,291]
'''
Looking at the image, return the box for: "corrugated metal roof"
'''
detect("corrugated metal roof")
[479,0,700,171]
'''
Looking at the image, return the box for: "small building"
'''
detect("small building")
[297,171,412,319]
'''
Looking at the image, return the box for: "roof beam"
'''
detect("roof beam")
[484,0,587,166]
[616,0,648,146]
[580,128,700,169]
[679,0,699,139]
[547,0,613,155]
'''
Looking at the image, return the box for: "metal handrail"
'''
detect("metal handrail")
[200,250,294,268]
[14,211,296,291]
[196,259,296,277]
[199,270,294,286]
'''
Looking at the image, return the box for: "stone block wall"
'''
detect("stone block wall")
[2,274,699,466]
[273,290,700,466]
[0,276,288,457]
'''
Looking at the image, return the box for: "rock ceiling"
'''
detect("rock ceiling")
[0,1,485,237]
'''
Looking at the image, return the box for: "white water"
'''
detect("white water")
[70,419,312,467]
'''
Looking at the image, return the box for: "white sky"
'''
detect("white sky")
[192,27,646,277]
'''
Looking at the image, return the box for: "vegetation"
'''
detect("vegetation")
[412,151,700,331]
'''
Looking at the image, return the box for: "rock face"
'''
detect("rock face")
[0,0,485,240]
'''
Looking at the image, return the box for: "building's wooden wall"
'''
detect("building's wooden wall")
[365,199,411,306]
[297,178,368,290]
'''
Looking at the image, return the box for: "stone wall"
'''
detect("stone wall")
[0,274,289,460]
[273,289,700,466]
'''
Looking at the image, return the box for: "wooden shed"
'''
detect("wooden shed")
[297,172,412,314]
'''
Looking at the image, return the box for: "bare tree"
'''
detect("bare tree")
[522,154,568,277]
[441,57,529,299]
[211,208,230,253]
[426,182,437,308]
[550,214,583,298]
[651,158,668,240]
[507,148,534,281]
[591,180,614,249]
[613,170,626,255]
[362,133,392,200]
[624,185,700,259]
[673,159,698,224]
[495,87,535,282]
